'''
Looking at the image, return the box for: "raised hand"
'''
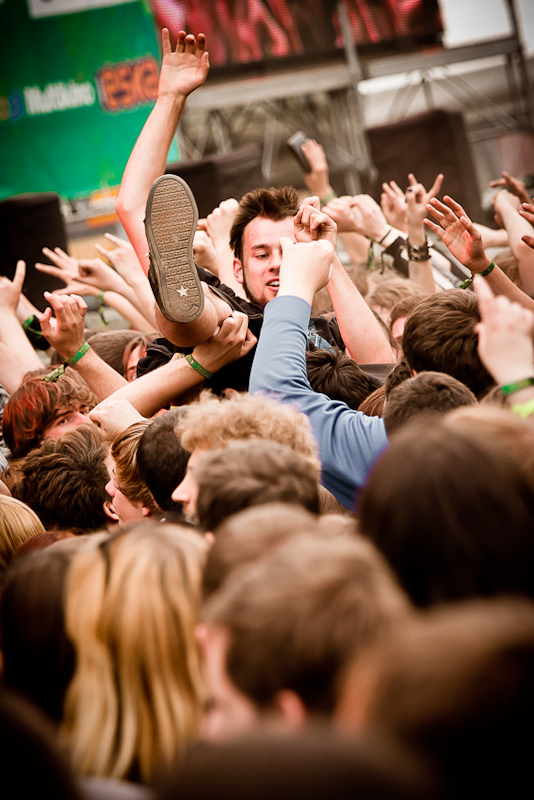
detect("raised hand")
[95,233,146,282]
[0,259,26,315]
[474,276,534,386]
[158,28,210,101]
[278,237,334,303]
[381,180,407,232]
[294,196,337,246]
[206,198,239,247]
[489,171,531,205]
[36,246,126,294]
[300,138,333,199]
[89,398,145,438]
[408,171,444,206]
[425,195,491,273]
[322,196,357,233]
[40,292,87,359]
[192,311,257,373]
[347,194,390,242]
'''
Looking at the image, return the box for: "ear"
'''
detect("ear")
[273,689,307,731]
[204,531,216,545]
[233,256,244,285]
[103,500,119,524]
[141,506,152,517]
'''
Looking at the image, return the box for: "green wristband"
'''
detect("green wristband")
[66,341,91,365]
[460,260,495,289]
[186,354,213,380]
[501,376,534,397]
[319,191,336,207]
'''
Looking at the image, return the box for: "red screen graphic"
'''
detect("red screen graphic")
[148,0,443,72]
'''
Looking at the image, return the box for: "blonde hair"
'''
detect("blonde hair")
[62,523,207,784]
[0,495,45,568]
[176,391,318,463]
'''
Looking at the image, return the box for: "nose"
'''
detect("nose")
[72,411,88,426]
[271,246,283,269]
[172,476,191,504]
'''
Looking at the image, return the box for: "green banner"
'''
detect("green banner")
[0,0,177,201]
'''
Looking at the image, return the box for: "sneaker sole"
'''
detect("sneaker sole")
[145,174,204,323]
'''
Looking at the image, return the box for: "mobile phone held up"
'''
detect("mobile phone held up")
[287,131,311,173]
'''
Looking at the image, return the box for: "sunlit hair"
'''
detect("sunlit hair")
[0,495,45,569]
[110,421,157,514]
[176,391,318,464]
[62,523,207,785]
[229,185,300,263]
[2,373,97,458]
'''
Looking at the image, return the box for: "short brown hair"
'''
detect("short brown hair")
[13,424,111,534]
[194,440,320,532]
[110,421,157,514]
[306,349,376,410]
[401,289,493,397]
[384,371,477,435]
[204,534,411,714]
[229,186,300,262]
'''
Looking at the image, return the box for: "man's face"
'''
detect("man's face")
[199,625,260,742]
[233,216,296,308]
[42,405,89,440]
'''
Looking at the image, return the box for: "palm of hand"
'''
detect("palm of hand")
[442,221,484,267]
[159,52,208,96]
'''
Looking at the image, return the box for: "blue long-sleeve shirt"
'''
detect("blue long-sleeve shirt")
[249,295,388,510]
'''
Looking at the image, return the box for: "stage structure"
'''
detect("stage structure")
[150,0,533,196]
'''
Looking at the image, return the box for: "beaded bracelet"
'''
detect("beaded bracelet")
[459,261,495,289]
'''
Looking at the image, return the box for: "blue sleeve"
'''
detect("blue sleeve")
[249,295,388,509]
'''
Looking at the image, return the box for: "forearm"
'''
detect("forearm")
[98,354,204,417]
[326,255,394,363]
[102,292,157,333]
[115,95,186,273]
[473,223,509,249]
[485,265,534,313]
[338,232,369,266]
[498,203,534,294]
[0,342,41,394]
[407,216,436,294]
[67,348,127,401]
[0,317,42,375]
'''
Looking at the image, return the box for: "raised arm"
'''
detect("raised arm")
[425,195,534,313]
[492,190,534,295]
[115,28,210,273]
[295,197,394,363]
[0,261,42,392]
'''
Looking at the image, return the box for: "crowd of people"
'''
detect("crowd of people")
[2,26,534,800]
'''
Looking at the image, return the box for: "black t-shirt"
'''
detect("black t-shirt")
[137,266,345,394]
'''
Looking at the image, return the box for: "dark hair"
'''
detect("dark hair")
[204,534,410,713]
[358,418,534,607]
[195,439,320,532]
[12,424,110,533]
[347,597,534,800]
[1,546,77,723]
[358,385,386,417]
[384,358,412,397]
[306,349,376,409]
[84,329,140,376]
[384,371,477,436]
[229,186,300,262]
[137,409,190,512]
[401,289,494,397]
[2,374,96,458]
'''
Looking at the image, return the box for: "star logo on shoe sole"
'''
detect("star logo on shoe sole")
[176,286,189,297]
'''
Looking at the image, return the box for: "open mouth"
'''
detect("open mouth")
[267,280,280,289]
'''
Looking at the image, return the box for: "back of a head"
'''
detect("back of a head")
[401,289,494,397]
[384,371,477,436]
[203,503,321,599]
[1,546,77,723]
[84,329,141,377]
[110,421,157,514]
[137,409,190,512]
[62,523,207,785]
[162,727,436,800]
[194,439,321,532]
[0,495,45,570]
[13,423,110,533]
[176,391,318,462]
[340,597,534,799]
[204,534,411,714]
[2,373,97,458]
[306,349,377,409]
[358,418,534,607]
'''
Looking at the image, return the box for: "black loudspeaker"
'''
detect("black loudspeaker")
[166,143,265,218]
[0,192,67,312]
[365,109,484,223]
